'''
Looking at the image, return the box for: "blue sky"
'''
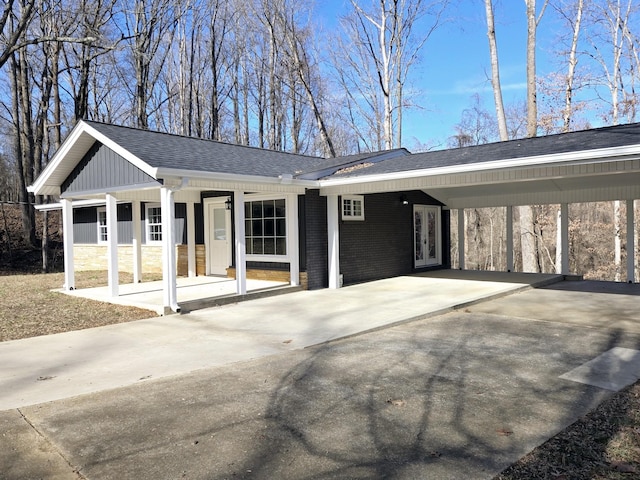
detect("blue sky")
[316,0,574,150]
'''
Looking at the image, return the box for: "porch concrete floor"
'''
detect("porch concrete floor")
[60,275,290,315]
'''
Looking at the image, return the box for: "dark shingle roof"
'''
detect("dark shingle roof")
[325,122,640,179]
[85,121,327,178]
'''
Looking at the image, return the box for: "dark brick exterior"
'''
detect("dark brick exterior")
[301,189,450,288]
[302,190,328,289]
[340,191,449,285]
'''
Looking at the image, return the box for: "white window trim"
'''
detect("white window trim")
[243,194,291,263]
[341,195,365,221]
[145,203,163,244]
[97,207,108,244]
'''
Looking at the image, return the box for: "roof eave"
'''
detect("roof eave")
[318,144,640,189]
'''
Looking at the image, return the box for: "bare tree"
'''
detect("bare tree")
[338,0,448,151]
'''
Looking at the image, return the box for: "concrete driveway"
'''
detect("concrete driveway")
[2,274,640,479]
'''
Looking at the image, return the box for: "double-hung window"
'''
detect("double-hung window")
[146,204,162,243]
[97,207,108,243]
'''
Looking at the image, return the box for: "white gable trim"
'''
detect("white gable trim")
[28,120,157,196]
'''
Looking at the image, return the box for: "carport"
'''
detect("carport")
[318,124,640,285]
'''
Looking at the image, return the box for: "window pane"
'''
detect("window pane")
[263,238,275,254]
[276,238,287,255]
[252,219,263,236]
[263,200,275,218]
[246,238,253,254]
[275,199,286,217]
[245,202,251,218]
[276,219,286,236]
[252,238,263,254]
[264,218,274,236]
[353,200,362,217]
[252,202,262,218]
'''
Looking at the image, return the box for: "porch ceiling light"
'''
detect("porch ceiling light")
[400,194,409,205]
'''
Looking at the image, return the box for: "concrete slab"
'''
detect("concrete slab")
[0,273,553,411]
[61,276,289,315]
[560,347,640,391]
[13,308,637,480]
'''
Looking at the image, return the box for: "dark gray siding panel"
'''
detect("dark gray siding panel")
[117,204,133,244]
[303,190,328,289]
[339,191,446,285]
[62,142,158,195]
[195,203,204,244]
[73,207,98,243]
[73,205,134,244]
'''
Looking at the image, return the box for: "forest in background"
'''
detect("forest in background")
[1,0,639,279]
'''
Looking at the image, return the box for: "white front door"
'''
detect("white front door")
[414,205,442,268]
[206,202,231,275]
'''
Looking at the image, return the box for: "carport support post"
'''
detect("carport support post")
[187,201,196,278]
[287,194,300,286]
[327,194,341,288]
[132,200,142,283]
[457,209,465,270]
[561,203,570,275]
[161,186,179,313]
[234,191,247,295]
[106,193,119,297]
[61,198,75,290]
[506,206,514,272]
[627,199,635,283]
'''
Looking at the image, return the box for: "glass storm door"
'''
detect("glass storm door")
[414,205,441,268]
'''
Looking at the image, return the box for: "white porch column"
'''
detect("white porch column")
[561,203,570,275]
[187,201,196,278]
[106,193,119,297]
[234,191,247,295]
[327,194,341,288]
[287,194,300,286]
[132,200,142,283]
[506,206,514,272]
[61,198,75,290]
[161,186,179,313]
[627,199,635,283]
[457,208,465,270]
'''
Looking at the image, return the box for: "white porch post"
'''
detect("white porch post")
[287,194,300,286]
[506,206,514,272]
[561,203,570,275]
[106,193,119,297]
[132,200,142,283]
[234,191,247,295]
[627,199,635,283]
[457,208,465,270]
[61,198,75,290]
[161,186,179,313]
[327,194,341,288]
[187,201,196,278]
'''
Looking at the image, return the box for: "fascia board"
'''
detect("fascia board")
[155,167,319,188]
[28,122,86,194]
[317,144,640,188]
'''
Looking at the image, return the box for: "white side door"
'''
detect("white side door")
[414,205,442,268]
[205,202,231,275]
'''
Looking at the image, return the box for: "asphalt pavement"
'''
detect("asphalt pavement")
[2,274,640,479]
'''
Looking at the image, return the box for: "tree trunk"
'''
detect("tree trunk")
[484,0,508,141]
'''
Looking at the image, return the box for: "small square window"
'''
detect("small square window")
[342,195,365,221]
[146,204,162,243]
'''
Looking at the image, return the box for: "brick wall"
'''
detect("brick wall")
[74,244,205,275]
[303,190,328,289]
[339,191,448,285]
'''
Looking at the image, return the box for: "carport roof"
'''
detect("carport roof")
[323,122,640,179]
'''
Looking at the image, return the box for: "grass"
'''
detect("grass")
[0,270,157,342]
[1,270,639,478]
